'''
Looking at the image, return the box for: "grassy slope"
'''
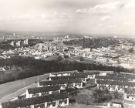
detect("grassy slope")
[0,73,49,103]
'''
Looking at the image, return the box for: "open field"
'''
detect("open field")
[0,73,49,103]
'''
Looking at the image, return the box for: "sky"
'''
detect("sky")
[0,0,135,36]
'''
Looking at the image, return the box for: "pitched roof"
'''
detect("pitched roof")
[107,73,135,79]
[50,75,86,80]
[125,88,135,94]
[111,99,123,105]
[95,76,128,81]
[50,70,78,75]
[83,70,111,74]
[39,79,82,86]
[2,93,68,108]
[28,85,60,94]
[97,80,135,87]
[124,100,135,104]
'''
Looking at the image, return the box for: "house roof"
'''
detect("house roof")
[50,71,99,80]
[95,76,128,81]
[50,74,87,80]
[71,72,99,76]
[28,85,60,94]
[84,72,100,75]
[97,80,135,87]
[111,99,123,104]
[83,70,111,74]
[39,79,82,86]
[125,88,135,94]
[124,100,135,104]
[2,93,68,108]
[107,73,135,79]
[50,70,78,75]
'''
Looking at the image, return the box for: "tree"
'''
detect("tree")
[57,56,64,61]
[113,91,123,99]
[64,54,69,59]
[93,89,112,103]
[80,57,84,61]
[128,48,134,53]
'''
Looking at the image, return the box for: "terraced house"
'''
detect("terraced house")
[26,85,61,98]
[95,72,135,92]
[2,70,135,108]
[124,88,135,108]
[38,78,83,89]
[49,70,78,77]
[1,93,69,108]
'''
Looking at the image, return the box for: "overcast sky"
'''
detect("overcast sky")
[0,0,135,36]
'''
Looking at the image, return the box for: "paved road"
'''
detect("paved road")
[0,73,49,103]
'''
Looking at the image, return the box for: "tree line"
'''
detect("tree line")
[0,56,132,84]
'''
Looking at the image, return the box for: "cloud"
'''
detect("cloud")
[0,0,135,36]
[101,16,111,21]
[76,1,125,15]
[91,2,121,14]
[76,9,88,14]
[124,0,135,8]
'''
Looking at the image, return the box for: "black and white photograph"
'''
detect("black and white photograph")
[0,0,135,108]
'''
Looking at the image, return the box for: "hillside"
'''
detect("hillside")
[0,56,131,84]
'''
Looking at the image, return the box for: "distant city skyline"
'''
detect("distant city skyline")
[0,0,135,37]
